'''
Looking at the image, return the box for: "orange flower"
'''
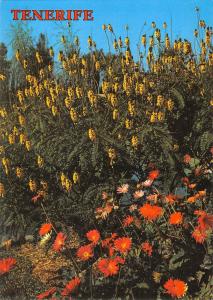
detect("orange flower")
[142,179,153,187]
[76,244,93,261]
[165,194,178,204]
[194,210,213,231]
[141,242,153,256]
[192,226,207,244]
[0,257,16,275]
[53,232,66,252]
[187,196,196,203]
[164,278,188,298]
[198,190,206,197]
[37,287,56,299]
[188,183,197,189]
[123,215,134,227]
[114,237,132,253]
[148,169,160,180]
[139,203,163,221]
[39,223,52,236]
[86,229,100,244]
[169,212,183,225]
[183,154,191,163]
[61,277,81,296]
[97,258,119,277]
[117,184,129,194]
[147,193,158,203]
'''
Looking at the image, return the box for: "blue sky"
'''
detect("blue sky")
[0,0,212,57]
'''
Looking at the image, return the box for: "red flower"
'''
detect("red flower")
[183,154,191,163]
[0,258,16,275]
[141,242,153,256]
[53,232,66,252]
[148,169,159,180]
[114,237,132,254]
[123,215,134,227]
[61,277,81,296]
[181,177,190,185]
[139,203,163,221]
[86,229,100,244]
[164,278,188,298]
[76,244,93,261]
[97,258,119,277]
[36,287,56,299]
[192,226,207,244]
[169,212,183,225]
[39,223,52,236]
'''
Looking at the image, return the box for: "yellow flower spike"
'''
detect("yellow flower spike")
[88,128,96,141]
[8,134,15,145]
[61,35,66,44]
[157,95,164,107]
[155,29,161,41]
[29,179,37,192]
[95,61,100,71]
[125,118,133,129]
[0,183,5,198]
[74,36,79,46]
[25,140,32,151]
[60,172,66,185]
[113,39,118,50]
[165,34,170,49]
[125,37,130,46]
[37,155,44,168]
[141,34,146,46]
[118,37,123,48]
[110,94,118,107]
[194,29,198,37]
[108,148,116,166]
[65,178,72,191]
[70,108,78,123]
[16,167,24,178]
[131,135,138,148]
[108,24,113,32]
[18,115,26,126]
[15,50,20,61]
[82,106,87,117]
[150,112,157,123]
[49,47,54,57]
[157,111,165,122]
[23,60,28,69]
[76,87,82,99]
[88,36,92,47]
[64,97,72,109]
[51,105,58,116]
[112,109,119,120]
[58,51,64,62]
[19,133,26,145]
[46,97,51,108]
[167,99,174,111]
[163,22,167,29]
[138,83,145,95]
[0,74,6,81]
[128,101,135,116]
[102,24,106,31]
[73,172,79,184]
